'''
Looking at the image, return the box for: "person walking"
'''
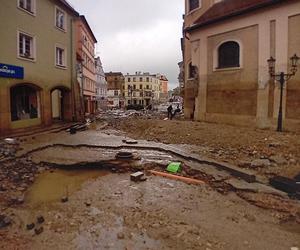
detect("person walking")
[167,105,173,120]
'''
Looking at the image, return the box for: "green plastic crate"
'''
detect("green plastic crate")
[167,162,181,173]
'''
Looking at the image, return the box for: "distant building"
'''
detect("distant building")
[159,75,169,103]
[0,0,79,134]
[76,15,97,115]
[95,57,107,110]
[105,72,125,108]
[124,72,161,107]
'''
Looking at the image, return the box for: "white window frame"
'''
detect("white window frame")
[187,0,202,14]
[213,39,243,72]
[54,6,67,32]
[55,44,67,69]
[17,0,36,16]
[17,30,36,62]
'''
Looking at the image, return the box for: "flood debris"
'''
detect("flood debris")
[115,151,134,160]
[85,200,92,207]
[61,196,68,203]
[26,223,35,230]
[37,216,45,224]
[149,170,205,185]
[34,226,43,235]
[130,171,147,182]
[270,176,300,199]
[166,162,182,173]
[0,215,12,229]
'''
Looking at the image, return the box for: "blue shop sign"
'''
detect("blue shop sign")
[0,63,24,79]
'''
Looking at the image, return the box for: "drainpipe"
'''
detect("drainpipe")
[70,17,76,122]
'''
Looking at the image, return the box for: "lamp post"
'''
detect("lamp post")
[267,54,299,132]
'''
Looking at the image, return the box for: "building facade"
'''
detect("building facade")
[95,56,107,110]
[0,0,79,135]
[183,0,300,131]
[105,72,125,109]
[159,75,169,102]
[124,72,161,108]
[75,15,97,115]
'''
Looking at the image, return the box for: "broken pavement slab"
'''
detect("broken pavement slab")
[130,171,146,182]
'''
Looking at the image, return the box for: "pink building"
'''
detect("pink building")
[76,15,97,115]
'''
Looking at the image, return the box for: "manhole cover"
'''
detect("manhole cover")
[115,152,134,159]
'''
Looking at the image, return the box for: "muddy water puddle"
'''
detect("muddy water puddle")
[25,169,109,207]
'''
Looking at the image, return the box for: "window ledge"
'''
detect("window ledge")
[55,65,67,70]
[55,26,67,33]
[17,55,36,63]
[18,7,36,16]
[214,66,242,72]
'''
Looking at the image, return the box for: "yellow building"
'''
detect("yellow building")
[124,72,161,107]
[183,0,300,131]
[0,0,79,135]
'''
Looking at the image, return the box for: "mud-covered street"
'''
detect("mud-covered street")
[0,118,299,250]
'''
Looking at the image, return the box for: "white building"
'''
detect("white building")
[95,57,107,110]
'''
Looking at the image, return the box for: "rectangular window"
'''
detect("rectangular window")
[140,84,142,89]
[139,77,143,82]
[18,32,35,60]
[133,77,136,82]
[55,7,66,31]
[18,0,35,14]
[128,78,131,82]
[114,90,118,96]
[189,0,199,12]
[55,46,66,67]
[146,77,149,82]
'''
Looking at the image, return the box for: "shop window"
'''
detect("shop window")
[189,0,199,12]
[218,41,240,69]
[55,6,66,31]
[10,85,39,121]
[18,31,35,60]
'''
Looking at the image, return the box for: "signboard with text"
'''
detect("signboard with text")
[0,63,24,79]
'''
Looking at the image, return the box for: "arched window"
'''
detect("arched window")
[10,85,39,121]
[218,41,240,69]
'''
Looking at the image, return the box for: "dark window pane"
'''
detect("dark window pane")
[189,0,199,11]
[218,41,240,68]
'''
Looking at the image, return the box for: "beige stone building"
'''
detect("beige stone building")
[105,72,125,108]
[0,0,79,135]
[182,0,300,131]
[124,72,161,107]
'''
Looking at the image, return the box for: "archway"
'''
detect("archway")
[50,87,71,122]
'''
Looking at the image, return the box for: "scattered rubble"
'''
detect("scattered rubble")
[0,215,12,229]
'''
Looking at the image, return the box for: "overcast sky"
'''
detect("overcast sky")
[67,0,184,90]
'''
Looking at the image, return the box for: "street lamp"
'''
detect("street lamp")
[267,54,300,132]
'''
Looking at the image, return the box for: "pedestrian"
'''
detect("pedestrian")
[167,105,173,120]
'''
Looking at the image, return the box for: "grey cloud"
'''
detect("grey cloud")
[68,0,184,89]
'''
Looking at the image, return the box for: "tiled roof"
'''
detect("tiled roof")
[186,0,289,32]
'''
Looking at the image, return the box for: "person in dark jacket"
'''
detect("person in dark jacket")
[167,105,173,119]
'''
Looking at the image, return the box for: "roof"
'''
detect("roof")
[186,0,289,32]
[58,0,79,16]
[105,72,124,76]
[80,15,98,43]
